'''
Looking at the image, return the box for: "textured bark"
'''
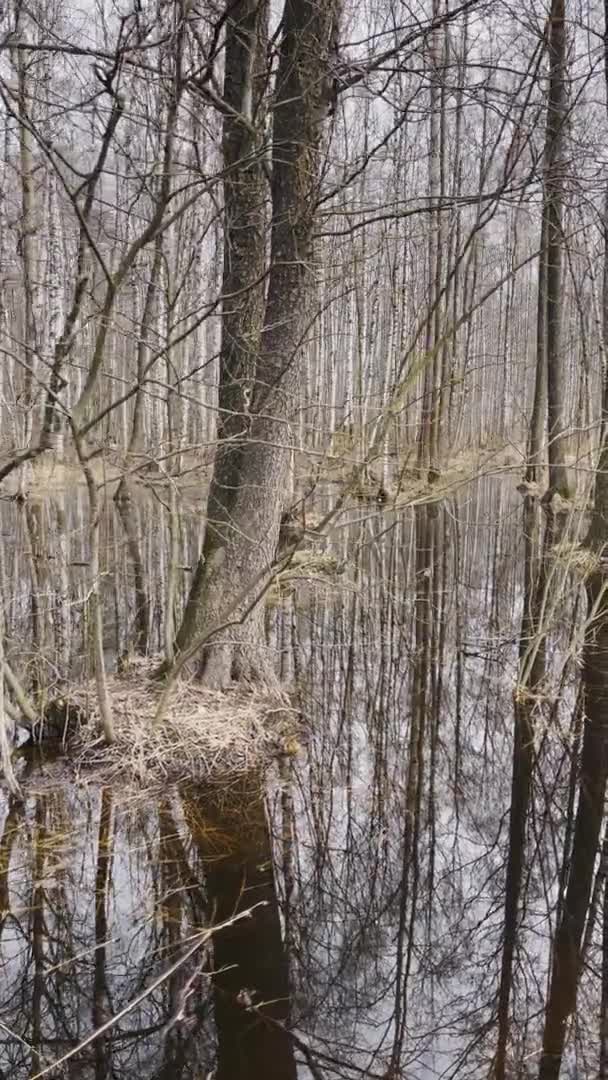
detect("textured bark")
[418,2,443,481]
[16,34,39,446]
[120,233,164,472]
[543,0,573,499]
[116,489,150,655]
[538,562,608,1079]
[526,211,548,485]
[173,0,269,681]
[176,0,342,687]
[538,438,608,1077]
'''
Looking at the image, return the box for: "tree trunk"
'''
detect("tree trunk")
[600,830,608,1080]
[537,559,608,1079]
[175,0,341,688]
[538,419,608,1077]
[543,0,573,499]
[121,234,164,474]
[16,34,39,446]
[418,1,443,481]
[526,210,548,485]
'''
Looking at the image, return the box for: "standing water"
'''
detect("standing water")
[0,475,592,1077]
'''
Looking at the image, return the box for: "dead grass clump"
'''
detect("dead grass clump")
[549,540,601,578]
[64,663,298,785]
[266,552,343,605]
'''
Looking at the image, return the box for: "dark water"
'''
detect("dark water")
[0,477,590,1078]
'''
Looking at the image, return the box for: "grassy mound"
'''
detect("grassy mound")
[58,661,300,786]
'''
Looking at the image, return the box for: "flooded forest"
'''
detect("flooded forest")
[1,0,608,1077]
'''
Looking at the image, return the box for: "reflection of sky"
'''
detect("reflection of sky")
[0,785,215,1077]
[0,474,593,1079]
[269,476,583,1077]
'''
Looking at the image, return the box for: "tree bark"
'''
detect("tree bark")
[537,560,608,1079]
[15,27,39,447]
[526,211,548,485]
[600,830,608,1080]
[543,0,573,499]
[418,0,443,481]
[175,0,342,688]
[538,422,608,1077]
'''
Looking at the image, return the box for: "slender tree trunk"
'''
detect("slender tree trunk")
[16,38,38,446]
[430,2,448,477]
[121,234,164,474]
[390,503,435,1070]
[543,0,573,499]
[538,563,608,1079]
[418,1,443,481]
[538,389,608,1076]
[495,497,547,1080]
[115,496,150,655]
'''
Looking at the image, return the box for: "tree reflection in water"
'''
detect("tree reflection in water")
[0,476,601,1078]
[0,775,297,1079]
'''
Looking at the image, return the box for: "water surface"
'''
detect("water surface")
[0,476,590,1077]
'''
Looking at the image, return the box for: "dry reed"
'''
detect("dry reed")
[61,660,298,786]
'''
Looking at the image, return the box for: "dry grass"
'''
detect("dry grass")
[62,660,299,786]
[549,540,601,578]
[266,551,344,605]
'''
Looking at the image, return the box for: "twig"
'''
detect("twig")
[30,903,267,1079]
[0,610,19,794]
[2,658,38,728]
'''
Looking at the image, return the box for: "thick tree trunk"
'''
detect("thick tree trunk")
[173,0,270,685]
[175,0,341,688]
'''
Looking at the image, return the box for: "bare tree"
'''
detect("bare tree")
[174,0,343,687]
